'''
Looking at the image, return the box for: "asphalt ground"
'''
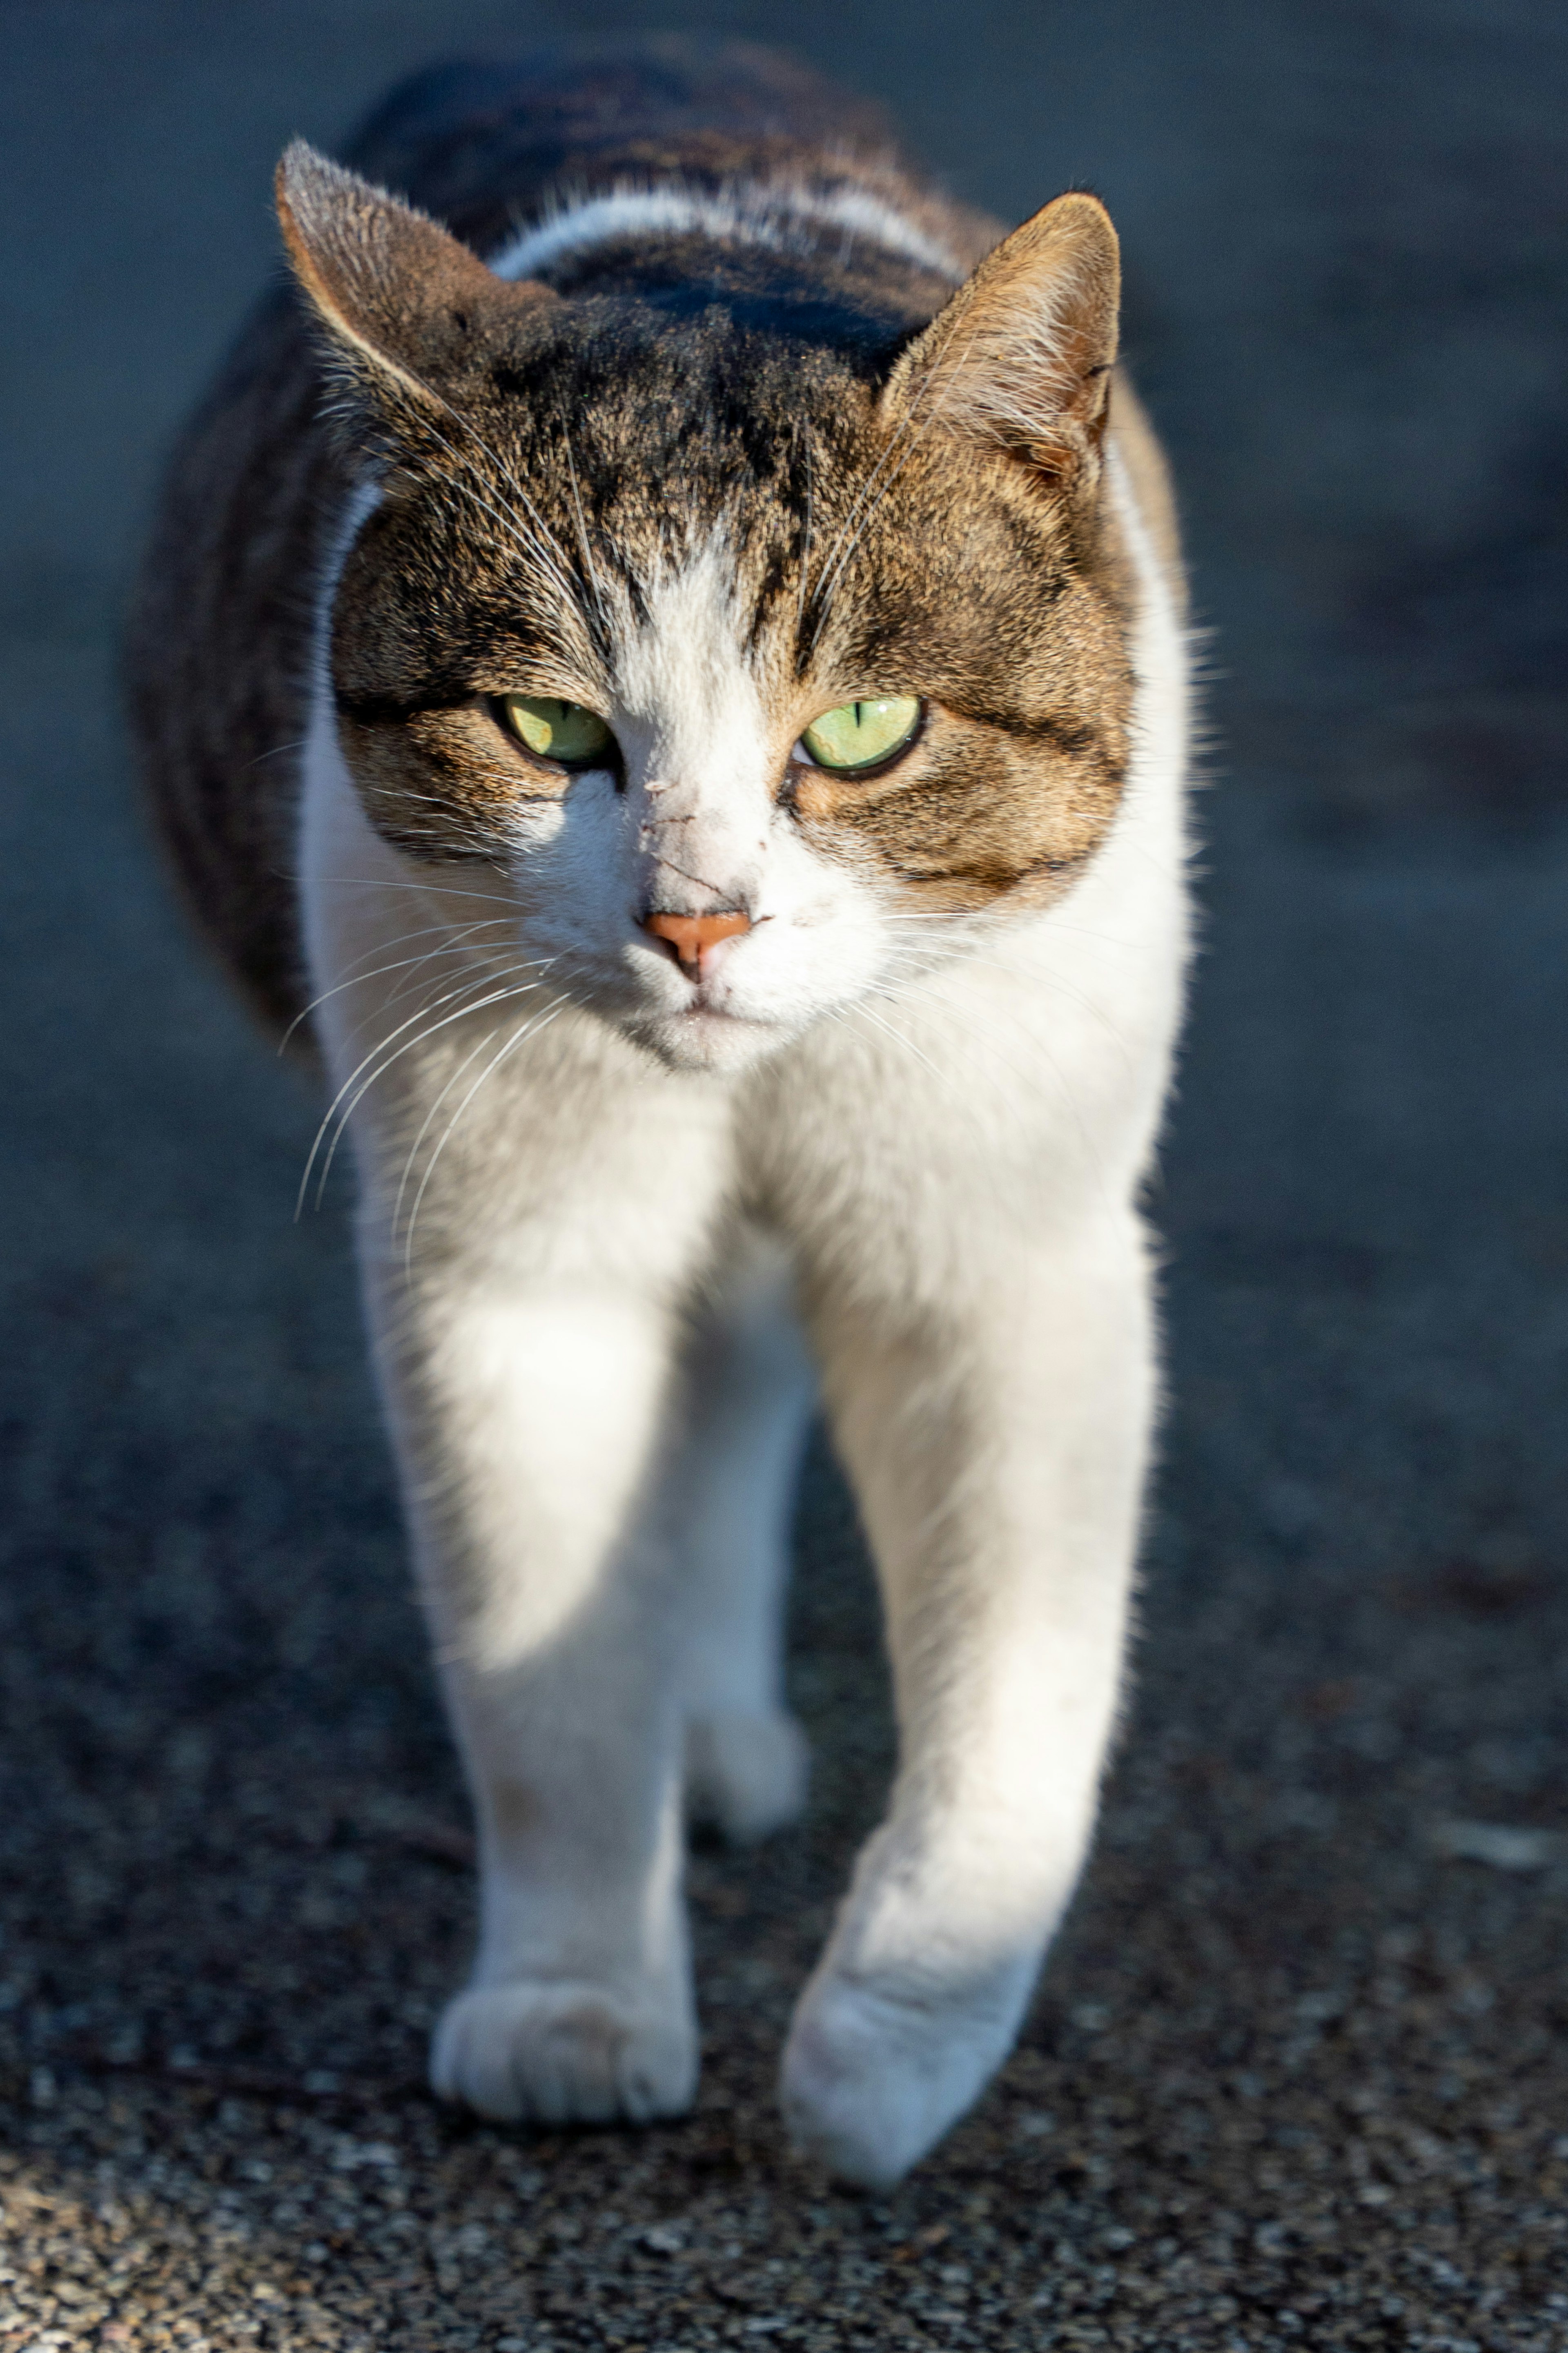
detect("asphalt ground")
[2,4,1566,2349]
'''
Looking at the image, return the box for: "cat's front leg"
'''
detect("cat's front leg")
[780,1218,1154,2187]
[359,1244,709,2128]
[678,1232,815,1844]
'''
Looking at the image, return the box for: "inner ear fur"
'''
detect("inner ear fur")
[883,191,1120,500]
[275,141,557,437]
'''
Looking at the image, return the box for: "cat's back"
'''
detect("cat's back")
[125,42,986,1034]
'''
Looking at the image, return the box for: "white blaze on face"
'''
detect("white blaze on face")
[494,526,891,1068]
[612,537,775,919]
[600,533,891,1062]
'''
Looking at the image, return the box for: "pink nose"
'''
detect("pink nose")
[640,908,751,978]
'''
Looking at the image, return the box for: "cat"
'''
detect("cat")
[128,39,1190,2190]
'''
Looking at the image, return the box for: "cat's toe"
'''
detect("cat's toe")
[685,1705,810,1843]
[780,1967,1020,2190]
[431,1981,697,2126]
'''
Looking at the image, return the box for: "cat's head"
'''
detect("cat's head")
[279,145,1135,1074]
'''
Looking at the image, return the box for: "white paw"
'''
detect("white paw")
[780,1965,1025,2190]
[431,1978,697,2126]
[685,1705,810,1843]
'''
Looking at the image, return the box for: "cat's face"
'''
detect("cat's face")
[286,149,1134,1074]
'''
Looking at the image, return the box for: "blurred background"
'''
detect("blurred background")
[2,4,1565,2347]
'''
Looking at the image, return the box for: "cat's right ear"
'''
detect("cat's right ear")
[274,142,557,451]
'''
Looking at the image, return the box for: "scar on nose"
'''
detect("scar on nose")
[648,851,734,897]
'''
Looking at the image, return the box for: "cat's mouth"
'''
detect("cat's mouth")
[672,981,778,1033]
[677,958,765,1012]
[625,961,798,1073]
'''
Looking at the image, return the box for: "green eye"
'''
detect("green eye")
[800,696,922,774]
[499,694,615,768]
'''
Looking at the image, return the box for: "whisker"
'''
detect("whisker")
[242,737,309,772]
[313,970,555,1212]
[401,999,572,1274]
[390,1017,508,1250]
[296,963,554,1217]
[279,915,515,1053]
[380,925,517,1014]
[387,953,593,1245]
[338,937,523,1053]
[319,876,521,912]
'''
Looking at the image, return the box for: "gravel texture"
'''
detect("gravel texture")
[3,4,1567,2349]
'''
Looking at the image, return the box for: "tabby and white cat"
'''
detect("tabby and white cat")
[131,43,1189,2188]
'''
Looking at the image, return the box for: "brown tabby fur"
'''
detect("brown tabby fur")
[127,38,1180,1037]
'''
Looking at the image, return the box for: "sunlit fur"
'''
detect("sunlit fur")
[131,46,1191,2190]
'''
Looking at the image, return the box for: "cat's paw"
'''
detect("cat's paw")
[685,1705,810,1843]
[431,1980,697,2126]
[779,1967,1020,2190]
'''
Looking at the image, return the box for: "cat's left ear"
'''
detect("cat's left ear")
[882,192,1119,504]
